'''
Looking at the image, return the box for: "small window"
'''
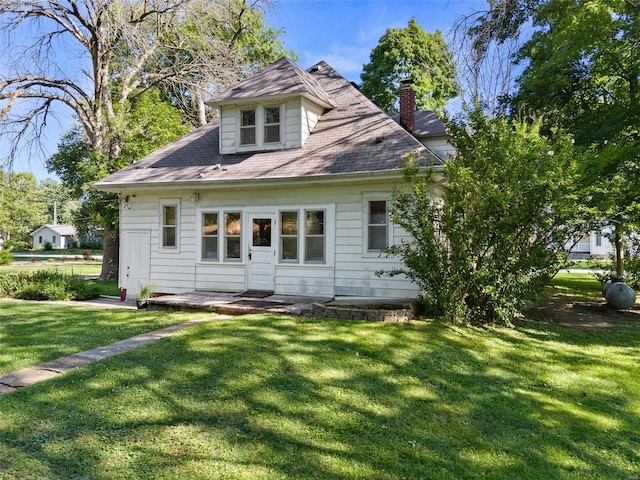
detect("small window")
[52,235,57,244]
[202,213,218,260]
[38,236,42,244]
[368,200,388,251]
[264,106,280,143]
[162,204,177,248]
[304,210,325,263]
[280,211,299,262]
[240,109,256,145]
[225,212,241,260]
[596,234,602,247]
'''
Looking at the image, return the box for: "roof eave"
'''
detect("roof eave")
[93,166,445,193]
[206,92,336,110]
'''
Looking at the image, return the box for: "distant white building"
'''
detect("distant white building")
[31,224,77,249]
[567,229,615,259]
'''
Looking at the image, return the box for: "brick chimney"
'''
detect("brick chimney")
[399,78,415,134]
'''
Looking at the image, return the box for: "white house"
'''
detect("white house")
[567,229,615,259]
[31,224,77,249]
[95,57,442,299]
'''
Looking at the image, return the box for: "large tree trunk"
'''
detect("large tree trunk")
[100,223,119,281]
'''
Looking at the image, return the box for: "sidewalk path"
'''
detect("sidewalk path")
[0,314,227,396]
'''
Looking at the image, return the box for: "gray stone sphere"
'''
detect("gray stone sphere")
[605,283,637,310]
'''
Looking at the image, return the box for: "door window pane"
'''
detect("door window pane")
[253,218,272,247]
[304,210,325,263]
[225,212,241,260]
[280,211,298,261]
[202,213,218,260]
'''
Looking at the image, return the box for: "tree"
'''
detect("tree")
[382,110,584,324]
[39,178,79,225]
[360,18,458,115]
[47,88,191,273]
[0,171,47,247]
[0,0,288,279]
[466,0,640,278]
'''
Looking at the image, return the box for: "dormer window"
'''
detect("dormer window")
[240,109,256,145]
[235,104,283,151]
[264,106,280,143]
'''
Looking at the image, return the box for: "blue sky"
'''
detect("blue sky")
[266,0,485,82]
[10,0,486,180]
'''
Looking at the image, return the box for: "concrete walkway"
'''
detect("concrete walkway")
[0,313,227,397]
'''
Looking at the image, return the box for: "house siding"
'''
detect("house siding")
[118,179,419,299]
[219,106,237,154]
[284,97,302,148]
[302,98,324,145]
[421,136,456,161]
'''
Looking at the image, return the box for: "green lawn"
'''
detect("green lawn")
[0,300,638,478]
[0,302,212,374]
[0,261,103,276]
[550,271,604,302]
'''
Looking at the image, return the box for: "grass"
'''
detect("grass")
[12,248,104,256]
[0,296,639,478]
[0,302,211,375]
[0,261,103,276]
[550,271,604,302]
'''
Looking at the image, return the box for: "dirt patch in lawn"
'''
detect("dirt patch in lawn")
[525,294,640,331]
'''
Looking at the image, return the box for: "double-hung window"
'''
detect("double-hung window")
[280,211,299,262]
[225,212,242,261]
[202,213,218,260]
[264,106,281,143]
[240,109,256,146]
[304,210,325,263]
[162,203,178,248]
[367,200,389,252]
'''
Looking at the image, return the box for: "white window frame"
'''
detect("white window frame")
[200,211,220,261]
[279,210,300,263]
[223,211,243,262]
[263,104,282,144]
[160,199,180,252]
[240,108,256,146]
[274,205,334,267]
[362,195,392,257]
[304,208,326,264]
[236,104,284,151]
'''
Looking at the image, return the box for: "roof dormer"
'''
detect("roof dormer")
[207,57,336,154]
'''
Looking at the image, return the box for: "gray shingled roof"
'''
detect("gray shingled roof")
[95,60,437,190]
[30,224,77,236]
[207,57,337,109]
[392,110,448,137]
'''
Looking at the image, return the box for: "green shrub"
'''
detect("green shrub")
[14,284,47,300]
[381,112,586,325]
[0,249,13,266]
[43,241,53,251]
[0,270,99,301]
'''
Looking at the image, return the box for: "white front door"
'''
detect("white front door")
[247,214,276,292]
[122,230,151,296]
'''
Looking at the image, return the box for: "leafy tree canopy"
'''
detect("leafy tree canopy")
[383,110,585,324]
[47,89,190,272]
[466,0,640,276]
[360,18,458,114]
[0,171,48,246]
